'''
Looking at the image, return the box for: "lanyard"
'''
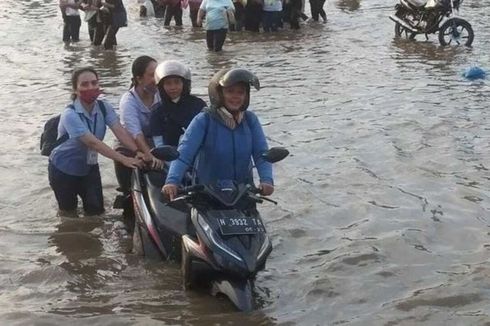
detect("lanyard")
[82,113,98,135]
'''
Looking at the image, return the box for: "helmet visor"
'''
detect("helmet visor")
[218,69,260,90]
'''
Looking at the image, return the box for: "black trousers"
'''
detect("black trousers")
[87,15,106,45]
[206,29,227,52]
[103,25,119,49]
[244,3,262,32]
[114,160,132,194]
[164,4,183,26]
[48,162,104,216]
[189,8,199,27]
[62,15,81,42]
[152,0,166,17]
[284,0,302,29]
[309,0,326,21]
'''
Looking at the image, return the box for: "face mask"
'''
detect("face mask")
[79,89,101,104]
[143,84,158,95]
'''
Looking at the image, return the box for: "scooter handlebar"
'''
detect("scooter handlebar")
[177,184,205,196]
[248,184,261,194]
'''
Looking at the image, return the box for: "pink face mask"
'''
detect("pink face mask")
[79,89,102,104]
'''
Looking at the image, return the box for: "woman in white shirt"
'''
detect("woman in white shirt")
[60,0,82,42]
[197,0,235,51]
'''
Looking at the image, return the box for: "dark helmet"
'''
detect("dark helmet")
[155,60,192,98]
[208,68,260,111]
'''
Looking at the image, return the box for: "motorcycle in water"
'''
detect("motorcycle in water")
[125,145,289,311]
[389,0,474,46]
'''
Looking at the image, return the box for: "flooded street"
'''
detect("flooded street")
[1,0,490,324]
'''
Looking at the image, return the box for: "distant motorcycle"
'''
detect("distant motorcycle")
[389,0,474,46]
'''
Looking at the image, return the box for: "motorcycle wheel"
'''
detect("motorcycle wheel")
[132,221,144,256]
[181,239,195,290]
[438,18,474,46]
[122,198,135,234]
[133,221,161,259]
[211,278,254,312]
[395,22,416,40]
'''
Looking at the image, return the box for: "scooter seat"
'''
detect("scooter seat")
[405,0,427,7]
[143,170,190,235]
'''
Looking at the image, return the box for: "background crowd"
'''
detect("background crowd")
[59,0,327,51]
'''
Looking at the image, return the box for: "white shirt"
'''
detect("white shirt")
[62,0,80,16]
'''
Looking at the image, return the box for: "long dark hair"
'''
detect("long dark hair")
[130,55,156,89]
[71,67,99,100]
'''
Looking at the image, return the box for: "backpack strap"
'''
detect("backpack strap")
[202,108,211,145]
[64,101,107,135]
[97,100,107,119]
[51,105,77,149]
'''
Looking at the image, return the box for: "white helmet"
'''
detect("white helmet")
[154,60,191,85]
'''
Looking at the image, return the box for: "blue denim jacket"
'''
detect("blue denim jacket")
[166,109,273,186]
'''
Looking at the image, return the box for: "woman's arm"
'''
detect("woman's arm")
[79,132,142,168]
[165,113,208,185]
[248,112,274,194]
[196,8,205,25]
[162,113,208,200]
[110,121,139,153]
[134,134,152,154]
[120,93,153,154]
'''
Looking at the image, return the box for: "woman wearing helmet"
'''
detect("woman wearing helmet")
[149,60,207,148]
[162,68,274,200]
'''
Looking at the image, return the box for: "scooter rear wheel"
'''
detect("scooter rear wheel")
[132,222,144,256]
[181,239,195,290]
[133,221,161,259]
[438,18,474,46]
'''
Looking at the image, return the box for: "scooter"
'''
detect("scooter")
[126,146,289,311]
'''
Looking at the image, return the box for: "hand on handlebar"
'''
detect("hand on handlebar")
[121,156,144,169]
[142,152,164,170]
[258,183,274,196]
[162,183,178,201]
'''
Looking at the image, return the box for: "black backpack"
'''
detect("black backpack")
[40,101,107,156]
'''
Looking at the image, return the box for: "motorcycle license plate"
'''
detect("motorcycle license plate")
[217,217,266,235]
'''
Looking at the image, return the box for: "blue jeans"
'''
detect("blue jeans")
[48,162,104,215]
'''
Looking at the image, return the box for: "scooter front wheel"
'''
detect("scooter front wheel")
[211,278,254,312]
[438,18,474,46]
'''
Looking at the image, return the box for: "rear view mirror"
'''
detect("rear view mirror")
[261,147,289,163]
[151,146,179,162]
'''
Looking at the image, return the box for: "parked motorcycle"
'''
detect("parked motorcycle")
[389,0,474,46]
[126,145,289,311]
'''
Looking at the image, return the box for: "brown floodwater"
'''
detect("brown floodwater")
[1,0,490,324]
